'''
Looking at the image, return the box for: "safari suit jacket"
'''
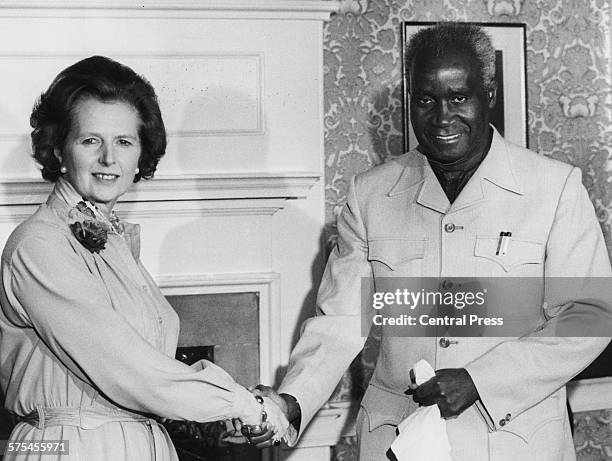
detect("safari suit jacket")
[278,129,612,460]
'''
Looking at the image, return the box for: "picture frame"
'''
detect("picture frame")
[401,22,528,152]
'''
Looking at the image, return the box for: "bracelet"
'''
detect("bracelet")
[254,394,268,423]
[242,393,267,435]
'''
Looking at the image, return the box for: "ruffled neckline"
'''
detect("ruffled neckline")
[45,178,141,260]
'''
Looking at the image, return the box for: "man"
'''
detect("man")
[250,23,612,460]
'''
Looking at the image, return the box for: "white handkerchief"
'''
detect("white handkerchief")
[390,359,453,461]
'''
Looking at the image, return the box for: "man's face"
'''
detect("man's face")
[409,51,495,164]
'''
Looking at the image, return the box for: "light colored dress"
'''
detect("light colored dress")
[0,178,256,460]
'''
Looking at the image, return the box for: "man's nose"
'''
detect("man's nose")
[434,101,453,126]
[98,144,116,166]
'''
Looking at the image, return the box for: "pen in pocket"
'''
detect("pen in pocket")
[496,232,512,256]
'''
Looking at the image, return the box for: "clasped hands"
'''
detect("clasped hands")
[406,367,479,418]
[223,385,291,448]
[223,369,477,447]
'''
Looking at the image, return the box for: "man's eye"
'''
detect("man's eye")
[416,97,433,106]
[451,96,467,104]
[82,138,98,145]
[118,139,133,146]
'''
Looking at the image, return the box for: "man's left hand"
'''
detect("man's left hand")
[411,368,479,418]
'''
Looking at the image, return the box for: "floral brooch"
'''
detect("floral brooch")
[68,201,119,253]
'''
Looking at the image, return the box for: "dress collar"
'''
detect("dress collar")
[46,178,142,260]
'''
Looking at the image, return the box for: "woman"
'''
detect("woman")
[0,56,286,460]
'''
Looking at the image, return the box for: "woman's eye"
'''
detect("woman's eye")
[81,138,98,145]
[117,139,133,146]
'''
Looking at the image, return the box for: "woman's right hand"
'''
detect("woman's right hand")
[238,390,265,427]
[240,389,290,446]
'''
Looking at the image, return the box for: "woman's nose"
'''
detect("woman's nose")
[99,144,116,166]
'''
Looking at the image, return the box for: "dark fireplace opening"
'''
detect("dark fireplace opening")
[164,292,262,461]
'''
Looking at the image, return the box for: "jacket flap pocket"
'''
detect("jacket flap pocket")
[360,384,414,431]
[368,239,426,270]
[498,395,562,442]
[474,237,544,272]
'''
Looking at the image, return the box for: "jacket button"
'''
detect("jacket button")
[505,413,511,421]
[441,279,454,290]
[444,223,456,233]
[438,337,458,348]
[499,419,507,426]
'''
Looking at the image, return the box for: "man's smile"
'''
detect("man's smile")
[432,133,461,143]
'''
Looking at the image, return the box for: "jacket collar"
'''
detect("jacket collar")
[387,127,523,214]
[46,177,83,220]
[475,127,523,195]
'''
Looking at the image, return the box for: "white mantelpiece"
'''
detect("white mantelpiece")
[0,173,321,206]
[0,2,341,460]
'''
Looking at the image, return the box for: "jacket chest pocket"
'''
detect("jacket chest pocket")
[368,239,426,276]
[474,236,544,275]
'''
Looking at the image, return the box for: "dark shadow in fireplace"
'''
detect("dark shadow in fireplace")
[165,292,262,461]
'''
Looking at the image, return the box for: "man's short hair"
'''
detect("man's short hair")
[405,22,496,91]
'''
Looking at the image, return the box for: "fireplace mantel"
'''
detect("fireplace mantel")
[0,173,321,205]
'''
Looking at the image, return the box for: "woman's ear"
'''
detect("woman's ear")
[53,148,62,165]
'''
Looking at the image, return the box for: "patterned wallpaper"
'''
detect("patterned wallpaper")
[322,1,612,460]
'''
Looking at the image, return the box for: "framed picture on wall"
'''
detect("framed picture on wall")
[401,21,528,152]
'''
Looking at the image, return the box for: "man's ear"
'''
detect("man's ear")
[487,79,498,109]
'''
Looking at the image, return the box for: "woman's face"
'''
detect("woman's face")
[59,98,141,216]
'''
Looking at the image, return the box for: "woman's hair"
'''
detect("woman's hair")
[30,55,167,182]
[404,22,496,91]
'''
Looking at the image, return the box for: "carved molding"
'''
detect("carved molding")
[117,199,288,218]
[0,0,341,20]
[0,173,320,222]
[156,272,282,386]
[0,173,320,205]
[0,199,289,224]
[0,53,264,139]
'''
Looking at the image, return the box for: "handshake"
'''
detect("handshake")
[225,385,299,448]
